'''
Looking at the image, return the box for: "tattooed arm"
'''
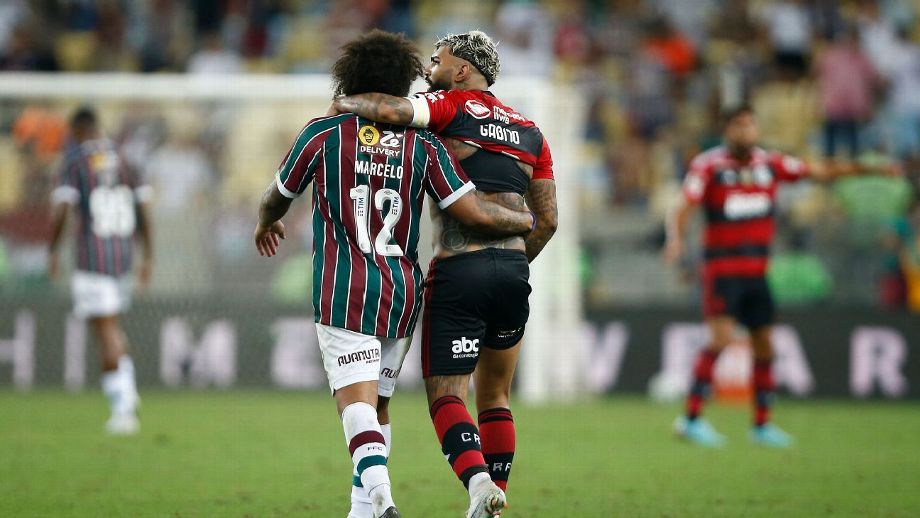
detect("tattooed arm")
[444,190,533,237]
[254,180,291,257]
[333,93,415,126]
[523,179,557,262]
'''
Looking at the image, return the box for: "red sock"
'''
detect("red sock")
[686,348,720,420]
[478,408,515,491]
[753,358,775,426]
[430,396,488,488]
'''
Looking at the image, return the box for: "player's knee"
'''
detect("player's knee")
[476,389,510,411]
[424,375,468,405]
[750,327,773,358]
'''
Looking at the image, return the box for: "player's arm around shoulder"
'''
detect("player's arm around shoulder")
[332,93,417,126]
[444,190,534,237]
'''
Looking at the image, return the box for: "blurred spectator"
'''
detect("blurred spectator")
[759,0,813,79]
[12,105,67,164]
[652,0,717,49]
[144,126,214,212]
[641,16,696,79]
[858,0,902,78]
[1,21,58,71]
[187,31,244,74]
[0,1,27,51]
[881,202,918,308]
[494,0,553,77]
[884,28,920,158]
[898,203,920,312]
[768,232,833,306]
[814,26,878,159]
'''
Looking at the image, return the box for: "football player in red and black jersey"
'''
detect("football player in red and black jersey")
[664,105,897,448]
[334,30,557,517]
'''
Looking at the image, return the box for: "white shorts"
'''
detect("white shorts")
[315,323,410,397]
[71,270,133,318]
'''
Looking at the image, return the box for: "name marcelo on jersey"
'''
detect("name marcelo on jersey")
[356,160,403,180]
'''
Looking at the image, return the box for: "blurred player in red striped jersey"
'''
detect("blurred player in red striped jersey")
[253,31,534,518]
[48,107,154,435]
[664,104,898,448]
[334,30,558,517]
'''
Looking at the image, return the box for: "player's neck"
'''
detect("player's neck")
[451,79,489,92]
[727,146,753,163]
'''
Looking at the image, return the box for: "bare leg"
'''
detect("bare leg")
[89,315,128,372]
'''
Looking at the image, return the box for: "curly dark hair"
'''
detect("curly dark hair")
[332,30,424,98]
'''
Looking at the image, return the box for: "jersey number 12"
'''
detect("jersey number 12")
[349,185,404,257]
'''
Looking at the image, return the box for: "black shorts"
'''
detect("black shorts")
[421,249,531,377]
[703,275,775,330]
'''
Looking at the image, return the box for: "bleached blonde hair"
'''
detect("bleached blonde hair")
[434,30,500,86]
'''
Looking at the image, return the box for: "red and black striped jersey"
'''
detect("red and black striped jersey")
[682,146,808,277]
[276,114,474,338]
[407,89,553,194]
[51,138,151,277]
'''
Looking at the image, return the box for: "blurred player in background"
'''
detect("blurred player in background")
[48,107,153,435]
[253,30,534,518]
[664,104,898,448]
[334,30,557,517]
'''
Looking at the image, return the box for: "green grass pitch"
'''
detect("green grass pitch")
[1,391,918,517]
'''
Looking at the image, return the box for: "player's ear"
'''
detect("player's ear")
[455,63,471,83]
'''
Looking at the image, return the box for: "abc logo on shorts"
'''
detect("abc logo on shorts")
[451,337,480,354]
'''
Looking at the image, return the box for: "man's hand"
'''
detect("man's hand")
[255,221,286,257]
[663,238,684,266]
[47,250,59,280]
[324,101,344,117]
[137,256,152,292]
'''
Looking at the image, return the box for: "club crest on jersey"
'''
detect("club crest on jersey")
[358,125,403,158]
[464,100,491,120]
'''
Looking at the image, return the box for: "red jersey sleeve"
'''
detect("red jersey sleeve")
[770,152,809,183]
[407,90,463,132]
[532,138,554,180]
[682,154,712,204]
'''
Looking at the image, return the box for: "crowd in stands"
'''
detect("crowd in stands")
[0,0,919,310]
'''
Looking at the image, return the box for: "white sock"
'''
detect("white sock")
[468,471,493,499]
[342,402,394,515]
[101,369,121,417]
[116,355,138,416]
[102,355,139,418]
[349,421,391,518]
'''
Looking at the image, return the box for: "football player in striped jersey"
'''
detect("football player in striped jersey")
[333,30,558,518]
[254,31,534,518]
[665,104,899,448]
[48,107,153,435]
